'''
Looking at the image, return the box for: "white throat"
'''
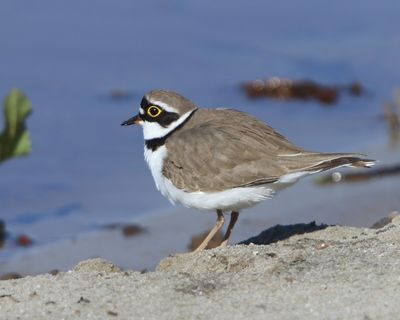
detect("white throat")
[141,110,195,140]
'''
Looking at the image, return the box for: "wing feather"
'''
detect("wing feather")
[163,109,298,192]
[162,109,375,193]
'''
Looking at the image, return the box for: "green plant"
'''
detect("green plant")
[0,89,32,164]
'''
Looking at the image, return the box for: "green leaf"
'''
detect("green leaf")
[0,89,32,164]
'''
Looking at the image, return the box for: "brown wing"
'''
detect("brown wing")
[163,109,375,192]
[162,109,303,192]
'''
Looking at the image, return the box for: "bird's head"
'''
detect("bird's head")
[122,90,197,140]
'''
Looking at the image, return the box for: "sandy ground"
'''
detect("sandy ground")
[1,215,400,320]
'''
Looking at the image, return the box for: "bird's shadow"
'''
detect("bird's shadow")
[239,221,329,246]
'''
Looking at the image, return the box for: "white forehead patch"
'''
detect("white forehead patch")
[139,107,145,115]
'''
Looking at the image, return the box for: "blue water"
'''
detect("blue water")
[0,1,399,259]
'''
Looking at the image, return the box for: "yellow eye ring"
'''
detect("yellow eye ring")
[147,106,162,118]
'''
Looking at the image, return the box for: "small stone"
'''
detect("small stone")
[73,258,121,274]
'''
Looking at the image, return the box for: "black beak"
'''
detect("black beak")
[121,114,142,126]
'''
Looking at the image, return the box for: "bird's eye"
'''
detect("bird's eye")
[147,106,162,118]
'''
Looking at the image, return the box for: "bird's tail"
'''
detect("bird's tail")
[305,153,376,172]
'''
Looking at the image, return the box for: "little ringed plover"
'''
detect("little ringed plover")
[122,90,375,251]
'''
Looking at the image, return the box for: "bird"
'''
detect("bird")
[122,90,375,251]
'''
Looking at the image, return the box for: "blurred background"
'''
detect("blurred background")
[0,0,399,276]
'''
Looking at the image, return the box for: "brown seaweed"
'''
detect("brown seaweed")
[383,95,400,148]
[15,234,33,247]
[102,223,147,238]
[0,220,5,248]
[242,78,363,105]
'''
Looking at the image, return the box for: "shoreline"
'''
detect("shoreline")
[1,174,399,277]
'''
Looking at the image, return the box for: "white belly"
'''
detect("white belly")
[144,146,276,212]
